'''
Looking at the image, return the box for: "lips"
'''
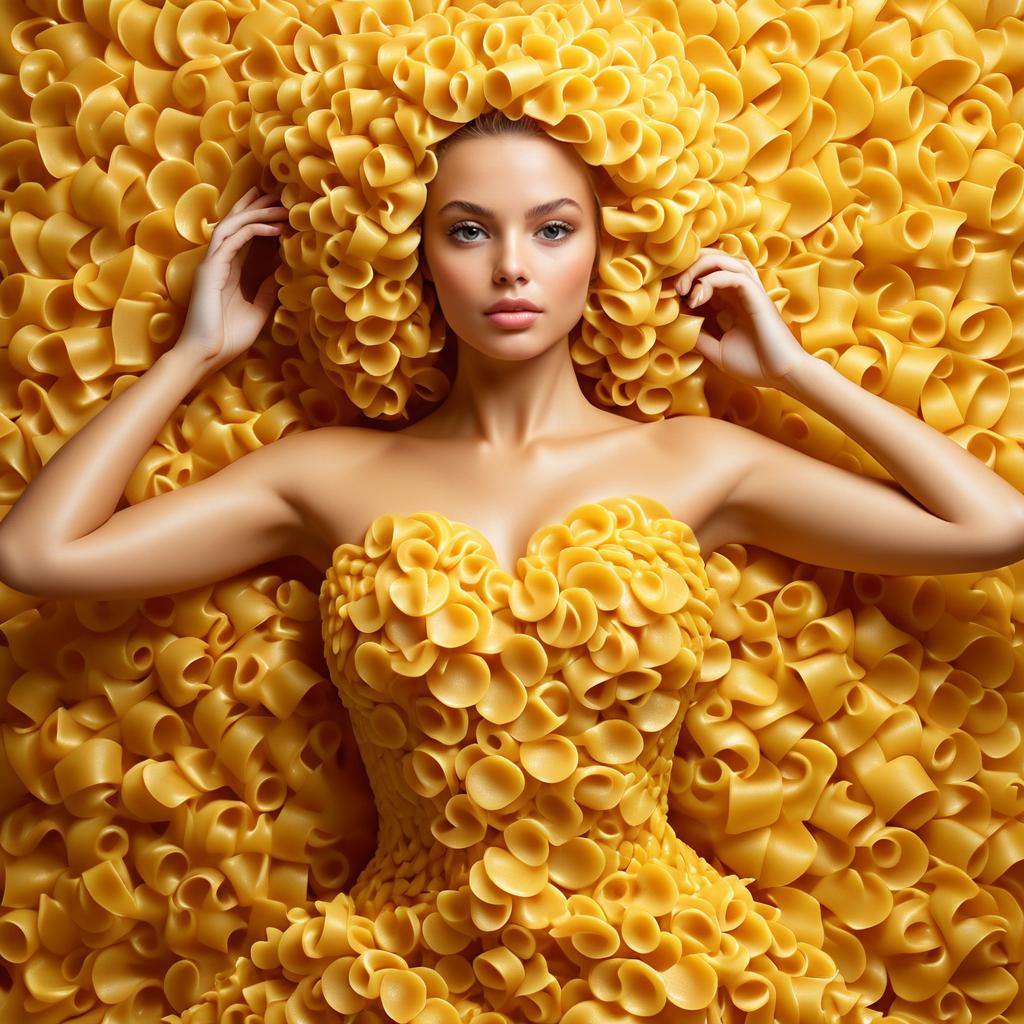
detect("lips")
[485,299,542,313]
[485,308,542,328]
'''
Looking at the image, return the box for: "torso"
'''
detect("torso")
[289,413,739,578]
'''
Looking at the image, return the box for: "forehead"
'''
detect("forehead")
[426,134,594,205]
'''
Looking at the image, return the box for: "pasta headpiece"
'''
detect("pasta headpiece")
[242,0,723,420]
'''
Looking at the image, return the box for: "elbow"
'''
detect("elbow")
[0,539,22,589]
[957,515,1024,570]
[1012,502,1024,547]
[0,541,57,598]
[1002,531,1024,569]
[991,504,1024,567]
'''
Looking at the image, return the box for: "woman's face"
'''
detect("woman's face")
[420,133,599,360]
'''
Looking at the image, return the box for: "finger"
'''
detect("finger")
[251,272,280,315]
[678,255,757,297]
[674,256,718,298]
[694,246,760,280]
[211,222,284,265]
[242,193,283,213]
[225,241,246,293]
[677,250,759,297]
[211,200,288,241]
[209,210,288,258]
[693,328,720,362]
[228,187,259,212]
[210,193,255,246]
[216,207,289,262]
[229,230,277,294]
[687,269,750,307]
[685,269,750,308]
[209,191,286,247]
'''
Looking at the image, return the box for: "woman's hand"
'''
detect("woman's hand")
[176,186,289,371]
[668,246,810,389]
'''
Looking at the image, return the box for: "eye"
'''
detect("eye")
[447,221,484,242]
[538,220,574,240]
[445,220,576,243]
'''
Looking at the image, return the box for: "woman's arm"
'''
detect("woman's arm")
[780,355,1024,534]
[1,347,211,559]
[673,248,1024,575]
[0,184,309,600]
[0,347,313,600]
[691,387,1024,575]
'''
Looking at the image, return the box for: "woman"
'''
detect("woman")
[2,115,1021,598]
[0,107,1020,1024]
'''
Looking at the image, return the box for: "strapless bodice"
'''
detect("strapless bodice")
[317,494,718,917]
[181,496,876,1024]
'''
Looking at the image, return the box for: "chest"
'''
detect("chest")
[318,492,716,735]
[309,417,714,576]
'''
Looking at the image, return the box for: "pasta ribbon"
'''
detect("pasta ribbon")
[3,1,1024,1023]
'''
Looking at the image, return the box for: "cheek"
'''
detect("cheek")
[428,250,472,295]
[551,252,594,293]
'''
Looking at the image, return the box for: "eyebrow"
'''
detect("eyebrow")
[437,197,584,219]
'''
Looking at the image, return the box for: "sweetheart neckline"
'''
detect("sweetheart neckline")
[324,492,704,581]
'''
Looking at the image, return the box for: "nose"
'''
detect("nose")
[493,235,529,285]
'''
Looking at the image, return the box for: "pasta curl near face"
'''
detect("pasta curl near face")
[239,0,723,419]
[4,2,1024,1024]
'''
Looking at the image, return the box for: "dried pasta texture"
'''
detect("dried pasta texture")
[0,1,1023,1024]
[238,0,724,420]
[183,494,882,1024]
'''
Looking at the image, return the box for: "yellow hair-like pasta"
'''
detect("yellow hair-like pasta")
[2,0,1024,1023]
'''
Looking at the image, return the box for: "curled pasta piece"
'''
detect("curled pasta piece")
[3,2,1024,1024]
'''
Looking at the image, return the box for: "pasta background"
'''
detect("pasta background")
[0,0,1023,1022]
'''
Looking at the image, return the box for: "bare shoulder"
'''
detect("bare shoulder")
[267,423,403,514]
[661,413,772,471]
[661,411,741,445]
[655,412,757,474]
[257,425,399,563]
[266,425,395,497]
[655,414,768,554]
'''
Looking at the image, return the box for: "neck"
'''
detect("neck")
[419,332,606,449]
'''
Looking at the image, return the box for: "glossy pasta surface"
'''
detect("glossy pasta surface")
[182,495,878,1023]
[1,1,1023,1023]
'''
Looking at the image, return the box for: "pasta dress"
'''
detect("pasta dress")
[175,495,882,1024]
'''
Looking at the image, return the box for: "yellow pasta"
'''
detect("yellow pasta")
[0,0,1023,1022]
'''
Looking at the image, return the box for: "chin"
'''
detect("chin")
[460,329,570,360]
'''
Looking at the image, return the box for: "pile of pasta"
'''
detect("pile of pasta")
[1,0,1022,1021]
